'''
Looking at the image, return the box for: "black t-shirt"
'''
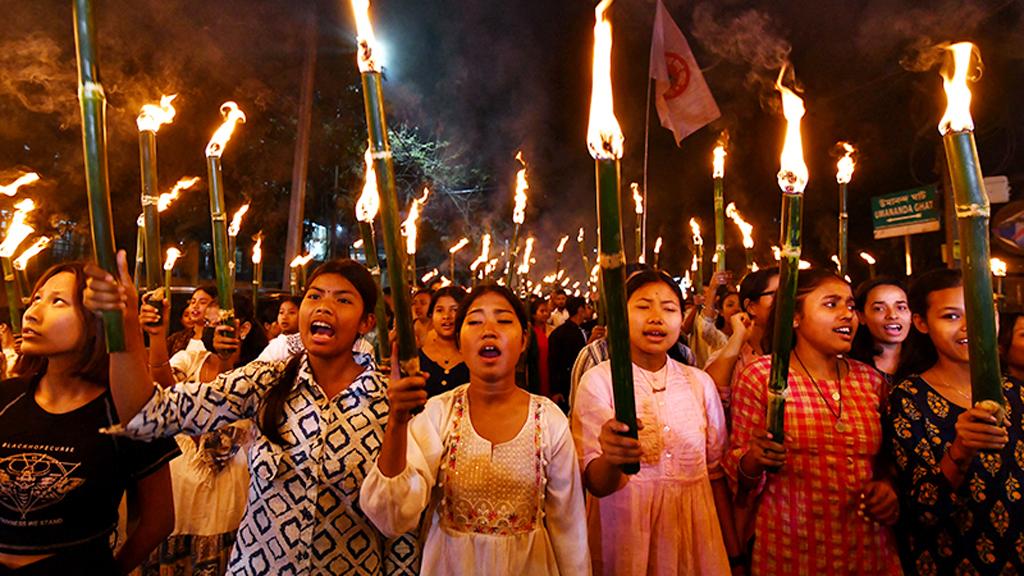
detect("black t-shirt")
[0,375,179,555]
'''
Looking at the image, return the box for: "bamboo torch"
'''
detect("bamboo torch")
[469,233,491,286]
[859,251,877,279]
[653,236,663,270]
[356,147,391,362]
[689,218,704,293]
[518,236,536,291]
[134,176,199,290]
[205,102,246,324]
[251,234,262,311]
[939,42,1005,418]
[587,0,638,473]
[401,187,429,287]
[506,152,530,287]
[351,0,418,376]
[726,202,756,273]
[766,65,810,442]
[136,94,176,292]
[577,227,591,282]
[227,202,250,282]
[163,247,181,299]
[0,200,36,333]
[631,182,644,263]
[13,236,50,298]
[991,257,1006,308]
[0,172,40,197]
[712,135,728,273]
[449,237,469,283]
[835,142,856,278]
[555,235,569,278]
[73,0,122,350]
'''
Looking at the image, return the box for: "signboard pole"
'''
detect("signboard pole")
[904,235,913,276]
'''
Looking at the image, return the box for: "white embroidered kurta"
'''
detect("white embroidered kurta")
[361,385,591,575]
[573,359,730,575]
[115,353,419,575]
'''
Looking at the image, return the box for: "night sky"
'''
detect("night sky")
[1,0,1022,284]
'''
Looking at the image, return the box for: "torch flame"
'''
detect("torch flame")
[290,253,314,269]
[654,236,663,254]
[402,187,430,255]
[205,102,247,158]
[691,254,698,272]
[799,260,812,270]
[137,94,177,133]
[512,152,529,225]
[859,251,876,265]
[449,237,469,254]
[350,0,382,73]
[356,147,380,223]
[725,202,755,249]
[12,236,50,271]
[470,233,491,272]
[772,246,781,261]
[556,235,569,253]
[712,145,727,179]
[775,66,809,194]
[836,142,856,184]
[163,247,182,271]
[0,199,36,258]
[157,176,200,212]
[991,257,1007,277]
[353,239,364,250]
[0,173,40,197]
[631,182,643,215]
[252,235,263,264]
[939,42,980,135]
[518,237,536,275]
[689,218,703,247]
[586,0,624,161]
[831,254,841,268]
[228,203,250,237]
[421,268,439,284]
[577,227,585,243]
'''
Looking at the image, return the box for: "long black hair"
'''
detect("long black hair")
[761,268,847,355]
[453,283,528,350]
[738,267,780,316]
[258,259,377,445]
[896,268,963,382]
[848,277,907,370]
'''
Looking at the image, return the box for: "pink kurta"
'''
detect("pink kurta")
[573,359,730,575]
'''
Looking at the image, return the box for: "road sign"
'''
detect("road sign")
[871,185,941,239]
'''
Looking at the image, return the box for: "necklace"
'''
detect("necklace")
[929,371,971,405]
[793,349,847,433]
[637,363,668,393]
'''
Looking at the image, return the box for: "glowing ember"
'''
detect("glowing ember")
[350,0,382,73]
[0,199,36,258]
[556,235,569,253]
[12,236,50,271]
[157,176,200,212]
[586,0,624,161]
[228,203,250,237]
[631,183,643,215]
[136,94,177,133]
[859,251,876,265]
[252,235,263,264]
[402,187,430,255]
[470,233,491,272]
[939,42,980,135]
[991,257,1008,277]
[356,148,380,223]
[689,218,703,248]
[836,142,856,184]
[518,237,536,275]
[512,152,529,225]
[775,66,809,194]
[0,173,40,197]
[163,247,182,271]
[205,102,247,158]
[713,145,727,179]
[725,202,755,249]
[449,238,469,254]
[290,253,314,269]
[654,236,663,254]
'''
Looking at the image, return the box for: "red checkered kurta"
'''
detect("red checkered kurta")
[724,355,902,575]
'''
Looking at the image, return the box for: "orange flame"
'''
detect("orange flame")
[586,0,624,161]
[290,253,314,269]
[0,173,40,197]
[556,235,569,253]
[163,247,182,271]
[689,218,703,247]
[939,42,980,135]
[577,227,585,243]
[775,66,808,194]
[356,148,380,223]
[228,203,250,237]
[136,94,177,133]
[449,237,469,254]
[12,236,50,270]
[157,176,200,212]
[421,268,439,284]
[725,202,754,249]
[713,145,727,179]
[772,246,781,261]
[353,238,364,250]
[518,237,536,275]
[654,236,663,254]
[205,102,247,158]
[470,234,491,272]
[512,151,529,224]
[0,199,36,258]
[402,187,430,255]
[991,257,1008,277]
[252,235,263,264]
[859,251,876,265]
[350,0,382,73]
[631,182,643,215]
[836,142,856,184]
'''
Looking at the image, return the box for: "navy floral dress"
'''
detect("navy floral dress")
[885,375,1024,575]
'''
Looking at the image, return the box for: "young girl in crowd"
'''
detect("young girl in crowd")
[0,262,178,574]
[276,296,300,336]
[726,268,901,574]
[84,254,419,575]
[417,286,469,398]
[361,284,590,575]
[165,286,217,356]
[573,269,739,574]
[850,277,910,386]
[886,269,1022,574]
[525,297,552,397]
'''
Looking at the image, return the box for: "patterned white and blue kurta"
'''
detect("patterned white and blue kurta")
[116,353,419,575]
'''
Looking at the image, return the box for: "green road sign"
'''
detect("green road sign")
[871,185,941,239]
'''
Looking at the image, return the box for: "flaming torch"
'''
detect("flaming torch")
[401,187,429,286]
[506,152,530,287]
[351,0,418,376]
[136,94,176,294]
[835,141,856,278]
[859,251,877,279]
[227,202,250,281]
[766,65,810,445]
[587,0,637,473]
[712,135,728,273]
[726,202,755,272]
[517,236,536,279]
[689,218,704,293]
[163,247,181,299]
[0,199,36,333]
[449,237,469,281]
[134,176,199,288]
[991,257,1007,306]
[631,182,644,263]
[289,254,313,295]
[653,236,663,269]
[205,101,246,325]
[73,0,122,350]
[355,147,391,361]
[555,234,570,278]
[13,236,50,297]
[577,227,592,284]
[251,233,262,310]
[0,173,40,197]
[938,42,1005,418]
[470,233,491,285]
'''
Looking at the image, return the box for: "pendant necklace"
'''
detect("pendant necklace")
[794,349,847,433]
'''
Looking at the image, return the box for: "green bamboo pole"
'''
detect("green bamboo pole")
[692,234,704,294]
[714,177,726,273]
[133,225,145,290]
[359,220,390,363]
[766,193,803,442]
[73,0,123,351]
[139,130,162,291]
[944,130,1005,418]
[360,72,418,376]
[205,155,234,320]
[2,258,22,334]
[838,181,848,278]
[506,224,521,288]
[251,238,262,312]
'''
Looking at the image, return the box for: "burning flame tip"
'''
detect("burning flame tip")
[0,172,41,197]
[137,94,178,133]
[164,247,183,271]
[12,236,50,270]
[775,66,809,194]
[939,42,981,135]
[205,102,247,158]
[586,0,624,161]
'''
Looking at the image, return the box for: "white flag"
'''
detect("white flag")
[650,0,720,143]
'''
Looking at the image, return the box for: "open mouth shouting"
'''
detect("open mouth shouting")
[478,343,502,360]
[833,325,853,341]
[309,319,336,344]
[882,323,905,337]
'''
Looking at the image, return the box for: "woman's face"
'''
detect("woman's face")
[187,289,216,330]
[299,273,371,358]
[431,296,460,340]
[745,274,779,327]
[412,292,432,321]
[1004,316,1024,373]
[794,278,857,357]
[533,302,551,325]
[858,284,910,346]
[277,301,299,335]
[21,272,85,357]
[914,286,968,365]
[627,281,683,358]
[721,293,741,322]
[459,292,526,383]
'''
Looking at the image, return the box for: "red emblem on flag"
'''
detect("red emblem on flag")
[663,52,691,100]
